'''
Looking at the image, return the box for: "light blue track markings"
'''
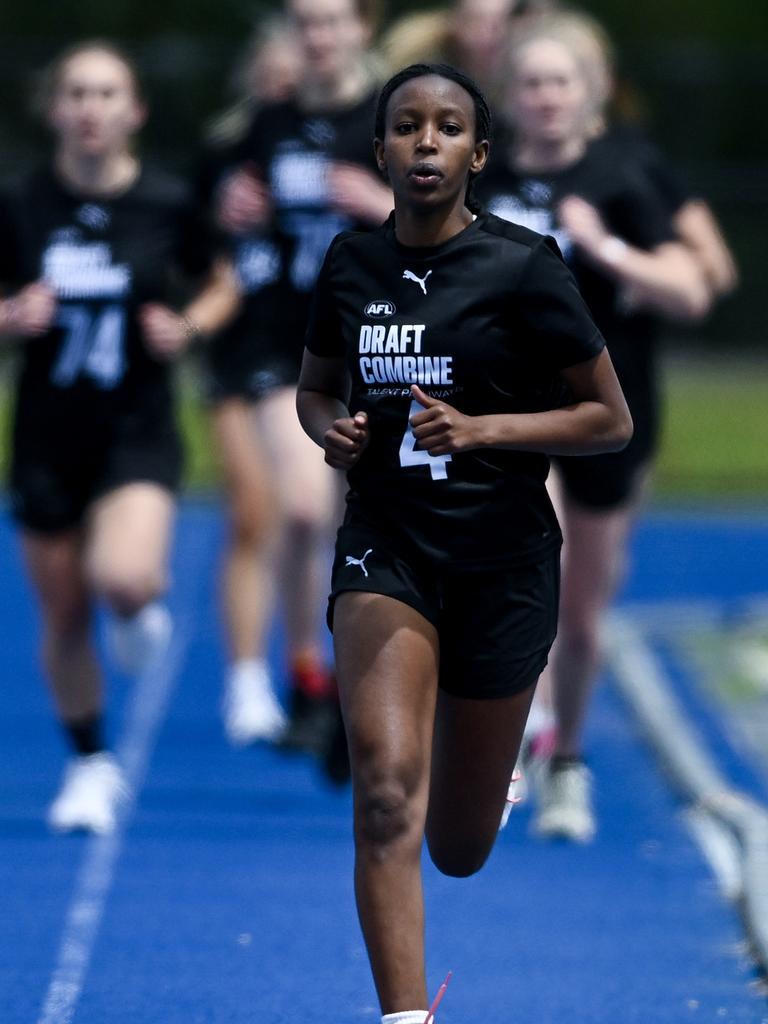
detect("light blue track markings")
[35,634,188,1024]
[33,514,211,1024]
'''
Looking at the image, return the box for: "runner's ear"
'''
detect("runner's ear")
[373,138,387,178]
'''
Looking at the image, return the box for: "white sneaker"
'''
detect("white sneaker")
[47,753,130,836]
[532,760,596,843]
[222,660,287,746]
[499,761,526,830]
[108,602,172,676]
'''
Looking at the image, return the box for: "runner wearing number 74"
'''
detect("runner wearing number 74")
[0,42,238,835]
[297,62,632,1023]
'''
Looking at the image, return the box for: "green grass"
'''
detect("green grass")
[178,383,219,492]
[1,356,766,500]
[675,630,765,702]
[179,356,768,499]
[654,357,768,498]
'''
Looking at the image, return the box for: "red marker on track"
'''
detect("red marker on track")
[423,970,453,1024]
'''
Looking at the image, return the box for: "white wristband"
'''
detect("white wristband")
[180,313,203,342]
[599,236,629,266]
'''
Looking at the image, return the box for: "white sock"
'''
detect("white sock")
[381,1013,429,1024]
[524,699,555,739]
[229,658,268,682]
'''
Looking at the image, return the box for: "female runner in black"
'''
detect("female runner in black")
[208,0,392,755]
[297,62,632,1024]
[477,15,712,841]
[0,42,238,835]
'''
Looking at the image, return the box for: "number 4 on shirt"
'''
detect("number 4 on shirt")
[398,399,452,480]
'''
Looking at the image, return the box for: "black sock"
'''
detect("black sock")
[64,713,105,756]
[550,754,585,773]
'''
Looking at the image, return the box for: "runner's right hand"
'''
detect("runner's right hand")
[216,167,272,233]
[324,411,370,469]
[2,282,57,337]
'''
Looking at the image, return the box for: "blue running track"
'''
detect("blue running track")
[1,502,767,1024]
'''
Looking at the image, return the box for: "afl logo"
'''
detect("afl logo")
[364,300,396,318]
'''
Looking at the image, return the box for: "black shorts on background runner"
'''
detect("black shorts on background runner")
[552,352,659,508]
[10,415,183,533]
[204,338,298,404]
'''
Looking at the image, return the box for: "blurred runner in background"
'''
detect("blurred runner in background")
[203,0,391,769]
[564,11,739,299]
[477,13,721,841]
[381,0,530,106]
[198,18,302,750]
[0,41,238,834]
[382,0,738,295]
[205,17,303,152]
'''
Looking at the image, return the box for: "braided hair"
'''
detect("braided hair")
[374,63,492,213]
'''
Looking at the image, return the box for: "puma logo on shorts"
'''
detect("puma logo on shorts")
[345,548,373,577]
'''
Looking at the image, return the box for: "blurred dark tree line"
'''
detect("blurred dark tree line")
[0,0,765,347]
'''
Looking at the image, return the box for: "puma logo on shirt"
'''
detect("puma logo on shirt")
[403,269,432,295]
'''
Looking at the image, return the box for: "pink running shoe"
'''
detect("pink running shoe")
[499,762,525,830]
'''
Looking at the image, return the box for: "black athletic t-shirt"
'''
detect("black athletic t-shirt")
[228,89,381,362]
[590,125,694,217]
[477,141,675,407]
[0,166,218,447]
[196,137,288,364]
[305,211,605,566]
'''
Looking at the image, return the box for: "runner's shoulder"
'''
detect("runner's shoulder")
[323,225,388,270]
[0,165,57,207]
[479,210,549,253]
[130,165,197,211]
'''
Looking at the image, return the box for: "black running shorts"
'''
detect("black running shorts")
[204,336,299,404]
[552,359,658,509]
[10,421,183,534]
[552,445,652,509]
[328,515,560,699]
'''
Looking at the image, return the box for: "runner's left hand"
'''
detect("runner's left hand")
[409,385,479,455]
[139,304,192,359]
[558,196,610,255]
[327,163,392,224]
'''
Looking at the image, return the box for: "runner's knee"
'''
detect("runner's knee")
[427,831,493,878]
[42,592,91,641]
[90,567,163,617]
[228,492,275,548]
[354,764,423,854]
[283,507,333,547]
[557,613,602,664]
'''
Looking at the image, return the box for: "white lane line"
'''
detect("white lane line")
[616,595,768,637]
[606,612,726,794]
[607,611,768,978]
[35,629,188,1024]
[684,806,743,901]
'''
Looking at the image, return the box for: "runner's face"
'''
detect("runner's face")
[375,75,488,211]
[508,39,589,145]
[49,51,145,158]
[452,0,516,68]
[248,36,302,103]
[288,0,369,83]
